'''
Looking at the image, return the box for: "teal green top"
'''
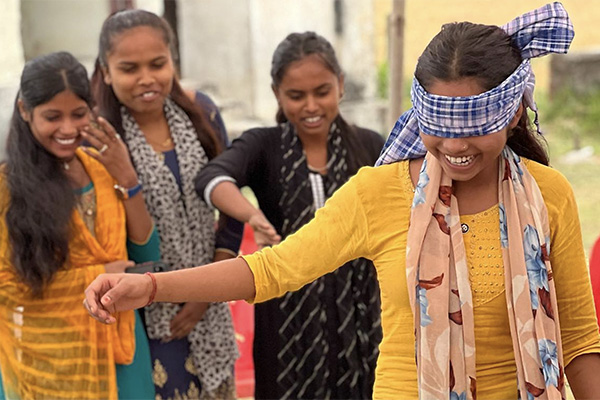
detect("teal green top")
[127,226,161,263]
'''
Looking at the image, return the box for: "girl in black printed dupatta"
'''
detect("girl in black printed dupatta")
[194,32,384,400]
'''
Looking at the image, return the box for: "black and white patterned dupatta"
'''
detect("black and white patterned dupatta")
[121,98,238,397]
[276,119,382,399]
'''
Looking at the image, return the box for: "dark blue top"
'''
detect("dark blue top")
[163,149,182,189]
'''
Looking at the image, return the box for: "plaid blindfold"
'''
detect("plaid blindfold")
[376,2,574,166]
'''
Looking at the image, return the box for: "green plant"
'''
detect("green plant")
[376,61,389,99]
[537,89,600,256]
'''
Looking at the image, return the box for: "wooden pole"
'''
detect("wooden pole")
[388,0,405,130]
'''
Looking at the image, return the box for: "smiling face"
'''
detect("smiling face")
[102,26,174,120]
[420,78,522,184]
[20,90,90,160]
[273,54,343,139]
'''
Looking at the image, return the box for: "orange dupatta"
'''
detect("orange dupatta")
[0,149,135,399]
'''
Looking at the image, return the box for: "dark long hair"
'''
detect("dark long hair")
[415,22,549,165]
[91,9,221,159]
[4,51,92,296]
[270,31,371,174]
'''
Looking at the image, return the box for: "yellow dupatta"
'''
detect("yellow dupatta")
[0,148,135,399]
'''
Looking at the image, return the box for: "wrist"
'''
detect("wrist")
[144,272,157,307]
[114,181,142,200]
[116,173,139,188]
[246,208,263,224]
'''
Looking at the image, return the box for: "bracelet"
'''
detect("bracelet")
[144,272,157,307]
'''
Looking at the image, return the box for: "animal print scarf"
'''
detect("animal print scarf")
[121,98,238,397]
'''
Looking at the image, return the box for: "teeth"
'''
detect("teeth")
[445,154,474,166]
[142,92,156,98]
[55,137,76,145]
[305,116,321,123]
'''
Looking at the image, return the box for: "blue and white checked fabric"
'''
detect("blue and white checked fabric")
[503,1,574,59]
[376,2,574,166]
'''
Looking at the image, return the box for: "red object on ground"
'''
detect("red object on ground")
[589,235,600,330]
[231,224,257,398]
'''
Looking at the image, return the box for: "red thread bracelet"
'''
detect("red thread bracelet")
[144,272,157,307]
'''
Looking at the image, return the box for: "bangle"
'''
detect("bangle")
[144,272,157,307]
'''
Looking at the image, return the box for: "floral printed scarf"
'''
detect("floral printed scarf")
[406,147,564,400]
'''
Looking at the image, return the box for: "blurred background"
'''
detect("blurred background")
[1,0,599,252]
[1,2,599,398]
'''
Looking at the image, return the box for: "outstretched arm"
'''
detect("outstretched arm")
[210,181,280,247]
[84,257,255,324]
[194,128,282,247]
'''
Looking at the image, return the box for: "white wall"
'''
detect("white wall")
[20,0,109,69]
[179,0,254,119]
[246,0,336,122]
[0,0,25,159]
[0,0,24,85]
[179,0,383,127]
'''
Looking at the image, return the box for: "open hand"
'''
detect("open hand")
[248,212,281,249]
[84,273,153,324]
[80,116,139,187]
[167,302,209,340]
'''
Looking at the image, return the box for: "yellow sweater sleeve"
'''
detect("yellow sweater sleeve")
[527,160,600,366]
[242,167,372,303]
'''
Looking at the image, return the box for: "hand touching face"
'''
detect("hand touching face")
[19,90,89,161]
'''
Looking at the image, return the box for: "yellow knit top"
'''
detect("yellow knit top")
[243,159,600,399]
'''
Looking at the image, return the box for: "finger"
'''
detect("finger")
[83,298,94,316]
[169,314,185,333]
[85,278,109,315]
[80,146,101,162]
[172,324,192,340]
[80,130,106,151]
[257,222,279,237]
[100,279,129,311]
[84,122,111,145]
[172,328,189,340]
[169,320,181,334]
[96,117,119,141]
[264,230,281,240]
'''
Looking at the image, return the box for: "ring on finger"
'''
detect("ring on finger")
[98,144,109,154]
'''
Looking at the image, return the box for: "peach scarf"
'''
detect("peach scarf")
[406,148,564,399]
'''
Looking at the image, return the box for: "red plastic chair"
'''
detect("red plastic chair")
[590,236,600,331]
[230,224,258,398]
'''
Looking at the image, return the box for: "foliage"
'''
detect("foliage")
[538,88,600,256]
[376,61,389,99]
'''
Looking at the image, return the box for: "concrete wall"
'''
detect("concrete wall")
[550,50,600,96]
[0,0,24,85]
[20,0,109,69]
[178,0,381,134]
[179,0,254,118]
[0,0,25,159]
